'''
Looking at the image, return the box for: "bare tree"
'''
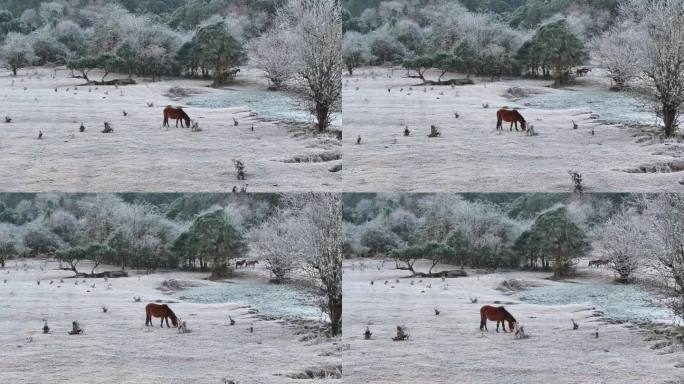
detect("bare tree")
[593,211,645,282]
[249,214,301,283]
[251,28,297,90]
[274,0,342,131]
[640,194,684,321]
[618,0,684,137]
[284,193,342,336]
[594,23,646,91]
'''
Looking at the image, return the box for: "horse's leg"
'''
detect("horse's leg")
[160,317,164,328]
[496,320,500,333]
[514,122,518,132]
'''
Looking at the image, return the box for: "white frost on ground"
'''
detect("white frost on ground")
[342,259,684,384]
[0,67,340,192]
[342,67,684,192]
[0,259,340,384]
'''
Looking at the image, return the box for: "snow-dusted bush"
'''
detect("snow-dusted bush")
[0,32,36,75]
[342,31,373,75]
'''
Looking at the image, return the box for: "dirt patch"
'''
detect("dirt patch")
[284,151,342,163]
[286,365,342,379]
[624,160,684,173]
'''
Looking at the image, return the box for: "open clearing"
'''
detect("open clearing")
[342,259,684,384]
[342,67,684,192]
[0,259,340,384]
[0,67,341,192]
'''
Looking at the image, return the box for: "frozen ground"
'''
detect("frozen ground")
[0,67,341,192]
[0,259,340,384]
[342,259,684,384]
[343,67,684,192]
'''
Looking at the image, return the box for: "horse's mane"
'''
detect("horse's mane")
[500,306,516,322]
[164,305,177,320]
[514,110,526,122]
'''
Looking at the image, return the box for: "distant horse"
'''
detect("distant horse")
[145,303,178,328]
[496,109,527,131]
[245,260,259,268]
[588,259,610,268]
[480,305,516,333]
[236,259,247,269]
[163,106,191,128]
[576,67,592,77]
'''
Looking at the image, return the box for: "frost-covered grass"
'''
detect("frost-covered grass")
[0,259,340,384]
[343,259,684,384]
[0,67,341,192]
[342,67,684,192]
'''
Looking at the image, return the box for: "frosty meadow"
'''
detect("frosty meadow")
[4,0,684,383]
[343,0,684,192]
[0,192,343,383]
[343,193,684,383]
[0,0,342,192]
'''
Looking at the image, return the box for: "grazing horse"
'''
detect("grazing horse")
[145,303,178,328]
[588,259,610,268]
[245,260,259,268]
[496,109,527,131]
[480,305,516,333]
[163,106,191,128]
[236,259,247,269]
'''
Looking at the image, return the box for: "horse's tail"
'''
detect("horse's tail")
[162,109,169,126]
[496,110,503,130]
[145,304,151,325]
[479,306,487,330]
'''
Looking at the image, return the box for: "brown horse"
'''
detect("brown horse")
[145,303,178,328]
[163,106,191,128]
[496,109,527,131]
[480,305,516,333]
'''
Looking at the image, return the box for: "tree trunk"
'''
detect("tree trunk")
[662,102,678,137]
[316,102,330,132]
[328,293,342,336]
[12,66,17,76]
[347,64,354,76]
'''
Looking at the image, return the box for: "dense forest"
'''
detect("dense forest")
[343,193,684,319]
[342,0,615,83]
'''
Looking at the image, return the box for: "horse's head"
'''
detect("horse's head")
[507,319,517,332]
[183,115,191,128]
[165,305,179,327]
[520,120,527,131]
[502,306,517,331]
